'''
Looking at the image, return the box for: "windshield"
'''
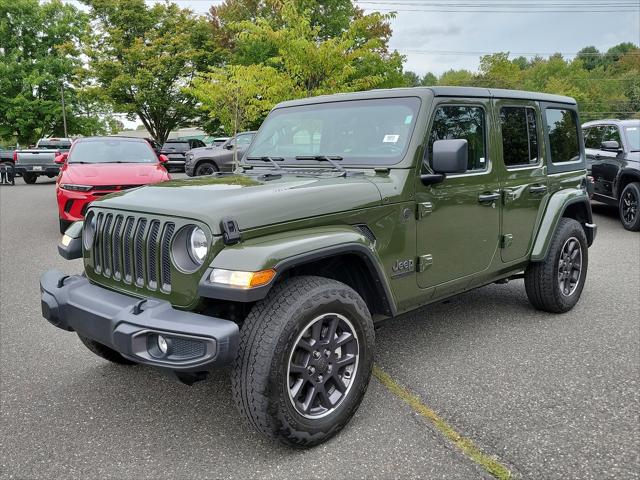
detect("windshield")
[161,142,190,152]
[69,140,157,164]
[624,126,639,151]
[246,97,421,166]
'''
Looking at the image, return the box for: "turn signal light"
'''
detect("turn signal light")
[209,268,276,288]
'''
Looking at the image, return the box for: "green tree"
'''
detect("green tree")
[475,53,522,89]
[83,0,220,144]
[0,0,111,144]
[576,46,602,71]
[421,72,438,86]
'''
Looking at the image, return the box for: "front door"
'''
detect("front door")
[495,100,548,262]
[588,125,624,198]
[416,99,501,290]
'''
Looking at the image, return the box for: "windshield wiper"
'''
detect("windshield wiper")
[295,155,346,174]
[246,156,284,170]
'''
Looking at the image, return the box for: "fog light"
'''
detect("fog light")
[158,335,168,354]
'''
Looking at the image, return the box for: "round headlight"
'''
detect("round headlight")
[83,211,97,250]
[188,227,208,264]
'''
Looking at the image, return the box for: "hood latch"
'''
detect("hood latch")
[221,217,241,245]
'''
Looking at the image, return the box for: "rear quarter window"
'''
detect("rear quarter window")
[545,108,580,164]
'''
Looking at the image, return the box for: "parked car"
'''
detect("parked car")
[14,138,73,184]
[185,131,256,176]
[583,119,640,231]
[145,138,162,157]
[43,87,595,447]
[159,138,206,171]
[0,147,16,167]
[56,136,171,233]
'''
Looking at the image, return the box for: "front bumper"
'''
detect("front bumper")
[40,269,239,371]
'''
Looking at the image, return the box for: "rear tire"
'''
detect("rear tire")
[59,219,72,234]
[525,218,588,313]
[194,161,218,176]
[619,182,640,231]
[77,334,136,365]
[23,173,37,184]
[232,276,375,447]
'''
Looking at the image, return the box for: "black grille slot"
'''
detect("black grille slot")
[171,337,206,359]
[160,223,175,293]
[122,217,135,283]
[134,219,148,287]
[112,215,124,280]
[102,213,113,277]
[91,212,176,293]
[94,213,103,273]
[147,220,160,289]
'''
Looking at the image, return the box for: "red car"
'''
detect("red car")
[56,137,171,233]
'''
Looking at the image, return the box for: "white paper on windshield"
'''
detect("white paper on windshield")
[383,134,400,143]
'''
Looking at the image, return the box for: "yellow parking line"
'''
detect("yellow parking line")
[373,365,511,480]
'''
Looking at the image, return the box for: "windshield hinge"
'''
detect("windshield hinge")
[221,217,241,245]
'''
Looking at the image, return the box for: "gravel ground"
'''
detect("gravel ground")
[1,176,638,479]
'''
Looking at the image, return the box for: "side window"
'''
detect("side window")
[428,105,486,172]
[500,106,539,167]
[601,125,622,146]
[237,134,253,146]
[545,108,580,163]
[583,127,603,149]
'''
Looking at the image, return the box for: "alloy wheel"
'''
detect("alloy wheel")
[557,236,582,297]
[621,189,638,225]
[287,313,359,419]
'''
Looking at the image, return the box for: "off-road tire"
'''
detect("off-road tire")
[619,182,640,231]
[232,276,375,448]
[525,218,588,313]
[194,161,218,177]
[23,173,37,184]
[59,219,73,234]
[77,334,136,365]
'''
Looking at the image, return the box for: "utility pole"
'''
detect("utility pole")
[60,82,68,137]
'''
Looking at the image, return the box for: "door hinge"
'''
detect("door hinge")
[501,234,513,248]
[418,254,433,272]
[417,202,433,219]
[502,189,517,203]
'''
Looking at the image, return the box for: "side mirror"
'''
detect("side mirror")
[421,139,469,186]
[54,153,68,164]
[158,154,169,164]
[601,140,621,152]
[432,139,468,174]
[224,143,234,150]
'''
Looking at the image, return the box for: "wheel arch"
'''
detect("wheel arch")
[615,169,640,198]
[198,226,396,317]
[194,157,220,173]
[530,189,595,261]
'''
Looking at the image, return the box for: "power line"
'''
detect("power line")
[398,49,640,56]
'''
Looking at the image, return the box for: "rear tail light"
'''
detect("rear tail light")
[12,150,17,162]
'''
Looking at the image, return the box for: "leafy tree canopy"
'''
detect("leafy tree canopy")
[0,0,115,144]
[82,0,221,143]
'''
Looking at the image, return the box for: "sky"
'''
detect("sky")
[65,0,640,128]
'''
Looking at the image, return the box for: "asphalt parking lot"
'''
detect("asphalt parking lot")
[1,176,638,480]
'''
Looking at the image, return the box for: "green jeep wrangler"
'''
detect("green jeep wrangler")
[42,87,596,447]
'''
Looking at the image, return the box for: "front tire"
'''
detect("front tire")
[23,173,37,184]
[77,334,136,365]
[232,276,375,447]
[525,218,588,313]
[194,161,218,176]
[619,182,640,231]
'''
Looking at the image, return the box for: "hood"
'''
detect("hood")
[98,172,383,234]
[626,151,640,162]
[63,163,169,185]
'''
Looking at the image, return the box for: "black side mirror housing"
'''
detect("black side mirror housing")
[432,139,469,174]
[601,140,622,152]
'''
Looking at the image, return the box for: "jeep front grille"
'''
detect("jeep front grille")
[92,212,175,292]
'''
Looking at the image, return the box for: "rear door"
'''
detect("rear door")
[590,125,624,198]
[495,100,548,262]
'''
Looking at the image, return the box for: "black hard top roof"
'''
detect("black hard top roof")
[275,86,576,108]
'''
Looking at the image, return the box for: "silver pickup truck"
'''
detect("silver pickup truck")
[14,138,73,184]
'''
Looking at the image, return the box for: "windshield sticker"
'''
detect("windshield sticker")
[627,127,637,131]
[404,115,413,125]
[383,134,400,143]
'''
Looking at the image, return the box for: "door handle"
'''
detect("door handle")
[478,192,500,204]
[529,184,547,194]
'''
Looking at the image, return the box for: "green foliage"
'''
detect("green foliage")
[192,0,404,133]
[0,0,115,144]
[83,0,221,143]
[432,43,639,121]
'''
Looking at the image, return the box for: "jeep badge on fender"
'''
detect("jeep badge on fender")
[42,87,596,447]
